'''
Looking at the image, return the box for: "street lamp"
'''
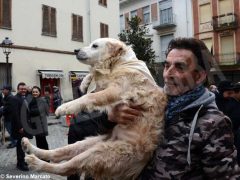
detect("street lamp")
[1,37,13,85]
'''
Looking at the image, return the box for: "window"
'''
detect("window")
[0,0,11,29]
[99,0,107,7]
[0,63,12,88]
[160,34,174,62]
[219,0,233,15]
[42,5,57,37]
[100,23,108,38]
[220,35,235,65]
[199,3,211,23]
[202,38,213,52]
[159,0,173,25]
[120,15,125,31]
[143,6,150,24]
[131,10,137,19]
[72,14,83,42]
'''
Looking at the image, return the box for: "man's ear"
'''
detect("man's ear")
[195,70,207,85]
[107,41,124,57]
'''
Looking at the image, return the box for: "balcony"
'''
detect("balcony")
[152,14,176,30]
[212,13,238,31]
[213,52,240,66]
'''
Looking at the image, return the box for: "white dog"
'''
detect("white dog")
[21,38,167,180]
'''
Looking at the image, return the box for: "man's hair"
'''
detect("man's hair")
[165,37,212,73]
[17,82,26,90]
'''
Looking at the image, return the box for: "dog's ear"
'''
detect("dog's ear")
[107,41,125,57]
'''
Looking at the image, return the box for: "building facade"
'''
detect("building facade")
[0,0,120,112]
[192,0,240,84]
[120,0,193,63]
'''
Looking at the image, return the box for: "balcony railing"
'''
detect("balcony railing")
[152,13,176,30]
[213,52,240,66]
[212,13,238,31]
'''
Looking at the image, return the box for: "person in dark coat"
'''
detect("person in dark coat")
[29,86,49,150]
[1,85,18,148]
[13,82,32,171]
[53,86,62,112]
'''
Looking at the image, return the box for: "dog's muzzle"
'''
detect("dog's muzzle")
[74,49,88,60]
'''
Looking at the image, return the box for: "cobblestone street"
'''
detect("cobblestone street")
[0,116,69,180]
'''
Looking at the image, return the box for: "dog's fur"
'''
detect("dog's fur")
[21,38,167,180]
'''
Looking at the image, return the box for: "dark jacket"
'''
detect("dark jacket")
[29,97,49,136]
[2,93,19,123]
[138,90,239,179]
[13,93,33,139]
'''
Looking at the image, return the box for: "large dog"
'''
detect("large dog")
[21,38,167,180]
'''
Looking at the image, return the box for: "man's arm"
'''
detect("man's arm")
[201,115,240,178]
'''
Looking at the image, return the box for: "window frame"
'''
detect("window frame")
[99,0,107,7]
[42,4,57,37]
[100,22,109,38]
[143,6,150,24]
[0,0,12,29]
[72,14,83,42]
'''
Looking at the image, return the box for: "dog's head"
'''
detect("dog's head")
[74,38,131,66]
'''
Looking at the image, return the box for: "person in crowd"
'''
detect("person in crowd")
[1,85,17,148]
[233,82,240,102]
[13,82,32,171]
[107,38,240,178]
[28,86,49,150]
[53,86,62,112]
[0,90,3,118]
[214,80,240,164]
[44,90,51,107]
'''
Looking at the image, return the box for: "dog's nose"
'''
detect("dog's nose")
[74,49,80,55]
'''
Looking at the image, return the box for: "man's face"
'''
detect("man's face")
[2,89,10,96]
[223,90,235,98]
[18,85,27,96]
[163,49,206,96]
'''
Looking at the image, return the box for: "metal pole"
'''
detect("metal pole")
[6,53,9,85]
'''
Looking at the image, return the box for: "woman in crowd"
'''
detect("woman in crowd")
[29,86,49,150]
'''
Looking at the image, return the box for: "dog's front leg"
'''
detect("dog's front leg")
[55,86,121,116]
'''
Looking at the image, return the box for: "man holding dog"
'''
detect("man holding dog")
[108,38,240,179]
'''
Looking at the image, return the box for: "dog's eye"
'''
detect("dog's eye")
[92,44,98,49]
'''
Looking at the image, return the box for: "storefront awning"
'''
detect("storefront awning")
[38,70,64,79]
[69,71,88,80]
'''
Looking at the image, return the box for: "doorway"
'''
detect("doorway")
[40,78,60,113]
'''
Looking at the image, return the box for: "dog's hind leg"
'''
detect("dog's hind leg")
[22,135,108,163]
[25,140,146,179]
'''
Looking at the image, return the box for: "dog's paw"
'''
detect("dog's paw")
[55,100,84,116]
[80,74,92,93]
[21,137,33,154]
[25,154,44,171]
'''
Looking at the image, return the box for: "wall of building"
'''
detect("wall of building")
[119,0,193,62]
[0,0,120,101]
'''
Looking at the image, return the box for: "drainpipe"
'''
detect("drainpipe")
[87,0,92,43]
[185,0,189,36]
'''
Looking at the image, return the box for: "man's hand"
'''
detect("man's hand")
[108,103,143,125]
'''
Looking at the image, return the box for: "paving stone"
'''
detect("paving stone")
[0,116,69,180]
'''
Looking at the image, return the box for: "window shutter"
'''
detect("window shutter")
[105,24,108,37]
[51,7,56,36]
[2,0,11,28]
[42,5,49,34]
[78,16,83,41]
[104,0,107,6]
[72,14,77,39]
[100,23,104,37]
